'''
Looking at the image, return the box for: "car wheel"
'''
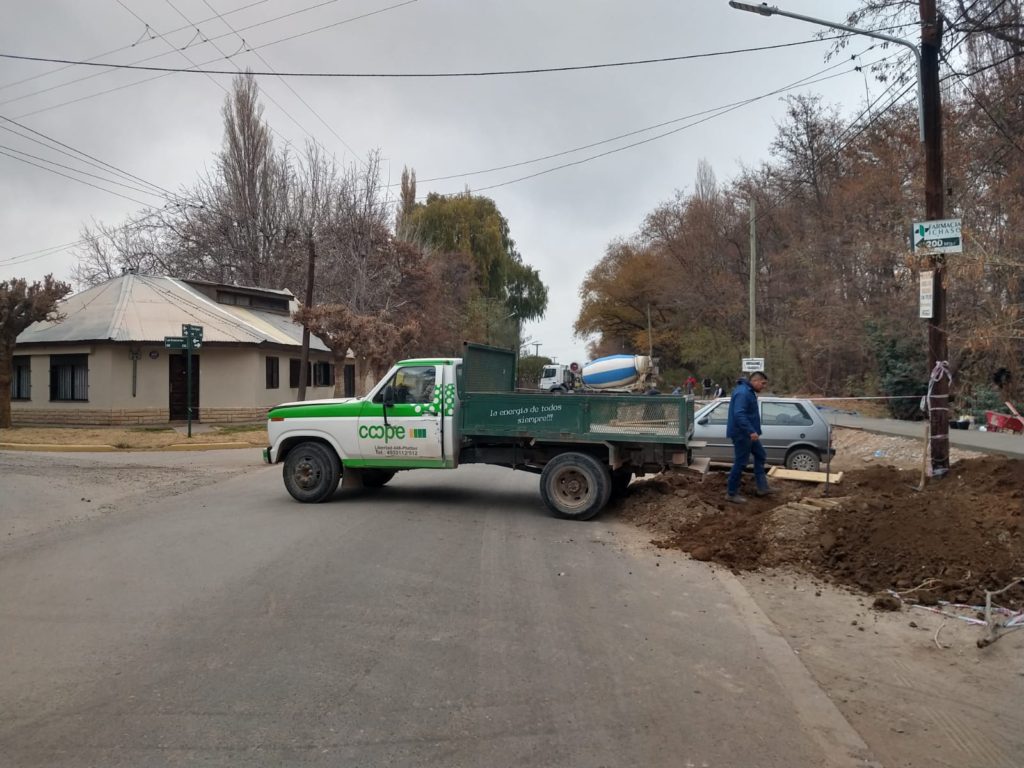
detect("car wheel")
[283,441,341,503]
[785,448,820,473]
[539,452,612,520]
[362,469,395,488]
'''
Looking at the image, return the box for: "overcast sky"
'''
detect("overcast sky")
[0,0,901,365]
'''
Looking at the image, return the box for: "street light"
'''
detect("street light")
[727,1,924,141]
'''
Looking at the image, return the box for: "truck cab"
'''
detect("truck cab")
[538,363,574,392]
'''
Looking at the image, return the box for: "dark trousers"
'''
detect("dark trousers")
[727,434,768,496]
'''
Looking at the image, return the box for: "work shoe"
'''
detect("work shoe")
[725,493,747,504]
[754,486,777,497]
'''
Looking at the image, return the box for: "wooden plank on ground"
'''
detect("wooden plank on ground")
[686,456,712,476]
[768,466,843,484]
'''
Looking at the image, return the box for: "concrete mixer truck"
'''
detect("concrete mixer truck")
[541,355,657,394]
[265,343,695,521]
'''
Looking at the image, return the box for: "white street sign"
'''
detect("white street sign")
[919,270,934,319]
[741,357,765,373]
[912,219,962,254]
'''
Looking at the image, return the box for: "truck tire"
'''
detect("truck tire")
[283,441,341,503]
[785,447,820,472]
[610,468,633,498]
[540,452,612,521]
[362,469,396,488]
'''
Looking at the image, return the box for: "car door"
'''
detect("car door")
[693,400,732,461]
[759,400,818,464]
[358,365,444,463]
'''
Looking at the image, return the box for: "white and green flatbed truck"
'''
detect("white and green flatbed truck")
[265,343,696,520]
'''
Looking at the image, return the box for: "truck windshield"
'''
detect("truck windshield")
[373,366,436,404]
[541,367,557,378]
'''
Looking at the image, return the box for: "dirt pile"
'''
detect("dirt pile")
[617,455,1024,608]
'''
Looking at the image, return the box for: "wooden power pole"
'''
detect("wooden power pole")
[921,0,949,476]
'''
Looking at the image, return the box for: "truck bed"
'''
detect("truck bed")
[459,391,693,444]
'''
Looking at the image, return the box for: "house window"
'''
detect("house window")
[313,361,334,387]
[12,356,30,400]
[343,364,355,398]
[50,354,88,401]
[288,358,312,389]
[266,356,280,389]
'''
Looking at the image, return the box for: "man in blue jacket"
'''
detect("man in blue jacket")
[726,371,774,503]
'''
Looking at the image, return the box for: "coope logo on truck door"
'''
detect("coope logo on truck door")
[359,425,406,443]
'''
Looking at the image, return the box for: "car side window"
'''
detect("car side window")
[762,402,814,426]
[373,366,436,404]
[705,402,730,425]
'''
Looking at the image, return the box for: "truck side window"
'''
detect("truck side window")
[373,366,437,404]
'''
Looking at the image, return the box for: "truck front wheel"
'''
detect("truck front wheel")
[540,452,612,521]
[283,441,341,503]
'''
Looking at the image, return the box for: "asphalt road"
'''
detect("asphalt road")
[0,450,870,767]
[823,412,1024,457]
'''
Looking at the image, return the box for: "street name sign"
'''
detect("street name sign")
[182,323,204,340]
[741,357,765,373]
[912,219,962,254]
[164,336,187,349]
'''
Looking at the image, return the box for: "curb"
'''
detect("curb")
[715,569,881,768]
[0,442,259,453]
[0,443,117,452]
[167,441,253,451]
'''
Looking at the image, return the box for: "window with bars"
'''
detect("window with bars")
[12,356,30,400]
[266,356,280,389]
[50,354,88,401]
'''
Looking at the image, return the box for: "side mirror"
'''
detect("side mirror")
[382,384,396,408]
[697,417,709,425]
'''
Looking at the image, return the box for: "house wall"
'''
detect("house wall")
[11,344,342,425]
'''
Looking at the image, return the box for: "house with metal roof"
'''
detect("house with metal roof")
[11,274,358,426]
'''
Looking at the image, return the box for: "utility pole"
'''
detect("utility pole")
[728,1,948,478]
[921,0,948,475]
[532,342,542,357]
[297,236,315,401]
[646,303,653,359]
[749,198,757,358]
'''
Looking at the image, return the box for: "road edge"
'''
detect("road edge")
[714,568,882,768]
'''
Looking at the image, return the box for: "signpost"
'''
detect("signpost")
[164,324,203,437]
[912,218,962,254]
[741,357,765,373]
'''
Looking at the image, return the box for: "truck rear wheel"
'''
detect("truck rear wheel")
[540,452,612,521]
[283,441,341,503]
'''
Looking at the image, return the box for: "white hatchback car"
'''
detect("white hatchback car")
[691,397,834,472]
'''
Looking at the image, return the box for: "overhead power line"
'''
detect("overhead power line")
[0,148,158,207]
[0,113,187,202]
[193,0,362,163]
[0,0,277,94]
[0,34,868,78]
[0,0,418,113]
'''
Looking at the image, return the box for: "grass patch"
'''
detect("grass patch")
[215,423,266,434]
